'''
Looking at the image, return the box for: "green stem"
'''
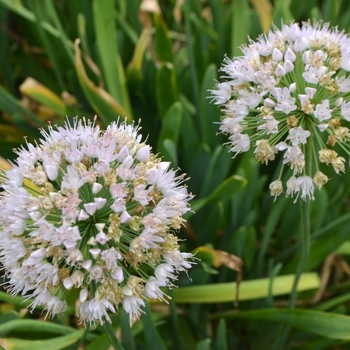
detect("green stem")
[103,321,126,350]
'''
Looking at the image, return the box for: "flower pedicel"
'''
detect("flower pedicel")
[0,118,193,325]
[211,21,350,201]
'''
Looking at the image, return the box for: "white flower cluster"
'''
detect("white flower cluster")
[0,118,193,325]
[211,21,350,201]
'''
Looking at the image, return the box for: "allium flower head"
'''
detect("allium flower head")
[0,118,193,326]
[211,21,350,201]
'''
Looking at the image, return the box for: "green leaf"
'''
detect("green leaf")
[0,319,81,338]
[282,218,350,274]
[156,62,179,118]
[173,273,320,303]
[231,0,250,56]
[199,146,232,198]
[44,0,75,64]
[74,40,131,124]
[256,196,288,274]
[315,293,350,312]
[218,309,350,340]
[0,84,44,134]
[158,102,182,143]
[200,63,219,150]
[141,303,167,350]
[154,14,173,62]
[216,319,228,350]
[103,322,125,350]
[19,77,66,116]
[161,139,178,168]
[84,333,110,350]
[195,338,211,350]
[120,309,136,350]
[186,175,247,218]
[126,28,151,88]
[1,329,85,350]
[323,0,339,25]
[336,241,350,255]
[0,312,19,325]
[93,0,132,116]
[207,175,247,202]
[249,0,272,33]
[273,0,293,23]
[0,0,59,38]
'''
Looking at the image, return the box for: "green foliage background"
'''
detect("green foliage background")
[1,0,350,349]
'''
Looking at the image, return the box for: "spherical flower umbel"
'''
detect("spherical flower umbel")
[0,118,194,326]
[211,20,350,201]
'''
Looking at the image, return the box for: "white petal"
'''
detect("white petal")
[275,142,288,151]
[89,248,101,259]
[284,60,294,73]
[305,87,316,99]
[289,83,296,93]
[95,223,105,232]
[272,48,283,61]
[111,266,124,282]
[95,231,109,245]
[294,36,308,52]
[285,48,296,62]
[317,123,329,132]
[84,203,98,215]
[81,259,92,271]
[94,197,106,209]
[335,97,343,107]
[92,182,103,194]
[136,145,150,162]
[63,277,73,290]
[275,64,286,77]
[78,209,89,221]
[80,289,88,303]
[264,98,276,107]
[121,210,132,223]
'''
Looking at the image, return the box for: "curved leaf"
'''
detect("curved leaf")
[156,62,178,117]
[217,308,350,340]
[0,319,81,338]
[74,39,131,124]
[173,273,320,303]
[93,0,131,116]
[19,77,66,116]
[0,329,85,350]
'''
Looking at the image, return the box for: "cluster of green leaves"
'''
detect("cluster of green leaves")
[2,0,350,349]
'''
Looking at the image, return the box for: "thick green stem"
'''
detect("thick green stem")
[103,321,126,350]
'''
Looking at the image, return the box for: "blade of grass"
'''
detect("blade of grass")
[29,1,66,91]
[212,309,350,340]
[0,319,94,341]
[173,273,320,303]
[44,0,75,64]
[93,0,132,117]
[231,0,250,56]
[250,0,273,33]
[0,329,85,350]
[74,39,130,124]
[141,303,167,350]
[0,0,59,37]
[184,1,201,138]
